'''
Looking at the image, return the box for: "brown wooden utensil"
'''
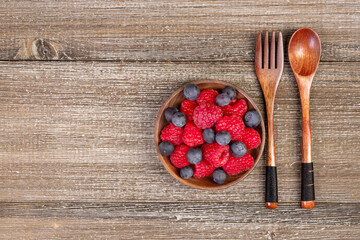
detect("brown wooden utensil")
[255,31,284,209]
[288,28,321,209]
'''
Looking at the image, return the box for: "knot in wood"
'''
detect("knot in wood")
[34,39,57,60]
[14,38,72,60]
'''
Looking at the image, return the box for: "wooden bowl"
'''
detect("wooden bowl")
[154,80,265,190]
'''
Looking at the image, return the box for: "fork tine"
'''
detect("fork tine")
[255,32,262,69]
[263,31,269,69]
[277,31,284,70]
[270,30,276,69]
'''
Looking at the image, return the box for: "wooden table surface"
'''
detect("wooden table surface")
[1,1,359,239]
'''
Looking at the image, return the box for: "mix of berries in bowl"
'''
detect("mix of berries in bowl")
[155,80,265,190]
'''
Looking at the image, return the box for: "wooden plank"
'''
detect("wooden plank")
[0,0,359,61]
[0,202,359,239]
[0,61,359,203]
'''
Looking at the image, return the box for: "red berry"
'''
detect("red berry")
[201,143,230,167]
[241,128,261,149]
[160,123,183,145]
[223,153,254,175]
[170,144,191,168]
[215,115,245,141]
[182,121,205,147]
[229,98,237,105]
[192,160,216,178]
[222,99,248,117]
[180,99,198,121]
[196,89,219,105]
[193,103,223,129]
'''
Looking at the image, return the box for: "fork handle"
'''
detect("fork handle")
[266,166,278,209]
[265,101,278,209]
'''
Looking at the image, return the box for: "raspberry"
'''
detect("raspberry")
[192,160,216,178]
[182,121,204,147]
[193,104,223,129]
[201,143,230,167]
[180,99,198,121]
[229,98,237,105]
[196,89,219,105]
[223,153,254,175]
[222,99,247,117]
[170,144,191,168]
[215,115,245,141]
[160,123,183,145]
[241,128,261,149]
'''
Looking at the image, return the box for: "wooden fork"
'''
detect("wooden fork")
[255,31,283,209]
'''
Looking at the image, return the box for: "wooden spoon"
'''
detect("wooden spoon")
[288,28,321,209]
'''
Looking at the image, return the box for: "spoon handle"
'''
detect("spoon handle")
[299,87,315,209]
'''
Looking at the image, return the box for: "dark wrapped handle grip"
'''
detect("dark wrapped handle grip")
[266,166,278,206]
[301,163,315,201]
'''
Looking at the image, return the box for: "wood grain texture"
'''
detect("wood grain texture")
[1,1,360,238]
[0,61,359,203]
[0,202,359,239]
[0,0,359,61]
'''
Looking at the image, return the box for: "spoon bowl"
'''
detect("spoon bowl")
[288,28,321,77]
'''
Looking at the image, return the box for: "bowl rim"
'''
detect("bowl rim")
[154,79,266,190]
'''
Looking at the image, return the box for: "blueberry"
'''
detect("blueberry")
[180,166,193,179]
[184,84,200,101]
[230,141,247,158]
[186,148,203,164]
[215,93,231,107]
[222,86,236,100]
[158,141,174,156]
[172,112,187,127]
[164,107,179,122]
[203,128,215,143]
[215,131,231,145]
[213,169,227,184]
[244,110,261,128]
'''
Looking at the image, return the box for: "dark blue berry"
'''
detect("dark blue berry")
[164,107,178,122]
[172,112,187,127]
[180,166,193,179]
[203,128,215,143]
[230,141,247,158]
[158,141,174,156]
[222,86,236,100]
[213,169,227,184]
[186,148,203,164]
[244,110,261,128]
[184,84,200,101]
[215,131,231,145]
[215,93,231,107]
